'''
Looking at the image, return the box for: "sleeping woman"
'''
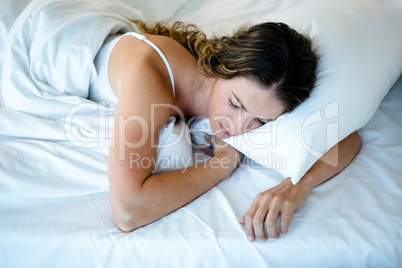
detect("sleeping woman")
[90,21,362,241]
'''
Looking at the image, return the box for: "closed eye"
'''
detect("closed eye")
[228,98,241,110]
[232,92,247,111]
[254,116,271,126]
[255,118,265,126]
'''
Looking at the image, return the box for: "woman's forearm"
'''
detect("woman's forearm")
[297,131,362,191]
[240,132,362,240]
[112,153,239,232]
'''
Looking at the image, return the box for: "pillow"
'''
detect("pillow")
[184,0,402,183]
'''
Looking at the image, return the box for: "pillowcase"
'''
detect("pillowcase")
[186,0,402,184]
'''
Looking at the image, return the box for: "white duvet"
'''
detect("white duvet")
[0,0,195,198]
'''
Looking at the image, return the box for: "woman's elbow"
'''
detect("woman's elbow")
[113,211,138,232]
[108,172,149,232]
[111,197,146,232]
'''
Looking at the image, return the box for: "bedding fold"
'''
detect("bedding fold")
[0,0,194,198]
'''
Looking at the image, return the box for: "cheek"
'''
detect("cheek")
[208,93,227,119]
[208,103,232,136]
[210,103,234,125]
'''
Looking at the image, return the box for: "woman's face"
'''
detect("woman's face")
[208,76,286,139]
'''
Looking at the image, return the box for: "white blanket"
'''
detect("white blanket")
[0,0,194,197]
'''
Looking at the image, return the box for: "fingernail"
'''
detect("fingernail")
[247,236,253,242]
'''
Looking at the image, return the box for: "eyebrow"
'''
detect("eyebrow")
[232,92,248,112]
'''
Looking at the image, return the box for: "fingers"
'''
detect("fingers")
[241,201,258,242]
[240,178,310,242]
[241,194,271,242]
[205,134,227,150]
[241,193,295,242]
[200,144,214,156]
[200,134,216,156]
[265,207,280,239]
[280,207,293,234]
[241,197,260,242]
[252,201,270,241]
[239,215,245,224]
[204,134,215,145]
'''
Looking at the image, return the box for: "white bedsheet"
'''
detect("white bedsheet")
[1,76,401,267]
[1,0,402,267]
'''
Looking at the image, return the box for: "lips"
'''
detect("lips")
[219,123,232,137]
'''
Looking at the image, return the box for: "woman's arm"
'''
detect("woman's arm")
[240,131,362,241]
[110,139,241,232]
[108,36,242,232]
[110,150,241,232]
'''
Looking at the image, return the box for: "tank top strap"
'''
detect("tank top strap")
[123,32,175,97]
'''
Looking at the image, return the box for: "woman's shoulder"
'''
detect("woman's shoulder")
[107,33,175,100]
[108,32,197,103]
[111,32,187,72]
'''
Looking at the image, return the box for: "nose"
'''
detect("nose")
[229,113,252,136]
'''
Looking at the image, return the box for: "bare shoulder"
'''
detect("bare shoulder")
[107,34,187,199]
[108,34,174,102]
[108,36,185,148]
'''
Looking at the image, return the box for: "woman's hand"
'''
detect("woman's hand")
[240,178,311,241]
[200,134,243,171]
[238,132,361,242]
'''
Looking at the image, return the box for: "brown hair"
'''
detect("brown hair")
[132,20,318,112]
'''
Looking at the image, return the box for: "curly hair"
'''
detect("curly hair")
[131,20,318,112]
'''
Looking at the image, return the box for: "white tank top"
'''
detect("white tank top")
[89,32,175,107]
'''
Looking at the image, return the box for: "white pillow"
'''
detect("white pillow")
[186,0,402,183]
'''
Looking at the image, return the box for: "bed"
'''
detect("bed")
[1,0,401,267]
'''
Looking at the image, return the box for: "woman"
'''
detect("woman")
[90,21,361,241]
